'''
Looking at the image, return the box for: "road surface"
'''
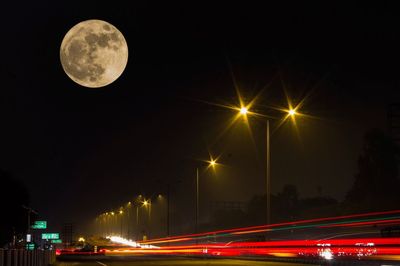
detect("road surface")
[55,258,317,266]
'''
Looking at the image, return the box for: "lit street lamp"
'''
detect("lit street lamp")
[237,104,298,225]
[142,199,151,221]
[119,209,123,237]
[127,202,131,239]
[196,157,218,234]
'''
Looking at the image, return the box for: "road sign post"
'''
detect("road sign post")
[32,221,47,229]
[41,233,59,240]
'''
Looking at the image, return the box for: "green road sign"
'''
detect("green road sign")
[51,239,62,243]
[42,233,59,240]
[26,243,35,250]
[32,220,47,229]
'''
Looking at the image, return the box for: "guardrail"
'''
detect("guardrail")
[0,249,55,266]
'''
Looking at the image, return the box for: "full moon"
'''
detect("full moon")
[60,19,128,88]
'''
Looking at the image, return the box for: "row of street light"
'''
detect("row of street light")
[95,93,302,240]
[95,194,159,240]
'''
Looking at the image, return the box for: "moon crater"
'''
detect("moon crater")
[60,20,128,88]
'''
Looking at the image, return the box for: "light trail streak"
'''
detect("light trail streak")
[139,209,400,245]
[84,210,400,263]
[101,238,400,262]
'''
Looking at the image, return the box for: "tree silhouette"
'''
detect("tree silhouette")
[346,128,400,212]
[275,184,299,221]
[0,169,30,246]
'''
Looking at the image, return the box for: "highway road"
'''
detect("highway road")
[55,258,317,266]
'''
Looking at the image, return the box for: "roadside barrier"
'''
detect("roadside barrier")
[0,249,55,266]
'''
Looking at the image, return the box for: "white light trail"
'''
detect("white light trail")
[106,236,159,249]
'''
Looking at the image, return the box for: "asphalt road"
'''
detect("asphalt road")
[55,258,317,266]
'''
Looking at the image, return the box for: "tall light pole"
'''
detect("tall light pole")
[155,180,181,237]
[110,212,115,235]
[136,205,140,239]
[195,167,199,234]
[166,186,171,237]
[130,195,143,240]
[127,202,131,239]
[266,119,270,225]
[195,158,217,235]
[142,198,151,239]
[119,210,123,237]
[21,205,38,243]
[238,106,296,225]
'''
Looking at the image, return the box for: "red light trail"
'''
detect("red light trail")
[58,209,400,263]
[139,209,400,245]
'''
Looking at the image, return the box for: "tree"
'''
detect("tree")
[246,185,299,224]
[0,169,30,246]
[345,128,400,212]
[275,184,299,221]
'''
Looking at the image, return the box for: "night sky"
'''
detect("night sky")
[1,2,400,233]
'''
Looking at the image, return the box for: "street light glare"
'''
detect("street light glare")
[288,109,296,116]
[240,107,248,115]
[210,159,216,167]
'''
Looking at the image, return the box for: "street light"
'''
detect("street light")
[126,202,132,239]
[209,159,217,167]
[132,195,144,240]
[136,197,152,240]
[196,156,219,234]
[143,199,151,222]
[110,212,115,235]
[237,104,299,225]
[119,209,123,237]
[156,180,181,237]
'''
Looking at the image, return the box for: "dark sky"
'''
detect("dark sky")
[1,2,400,233]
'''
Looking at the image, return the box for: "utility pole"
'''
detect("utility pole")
[21,205,38,235]
[21,205,38,248]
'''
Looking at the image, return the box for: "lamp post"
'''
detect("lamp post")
[110,212,115,235]
[127,202,131,239]
[141,198,151,239]
[266,119,271,225]
[134,195,149,240]
[195,159,217,234]
[154,179,182,237]
[136,204,140,239]
[238,106,296,225]
[196,167,199,234]
[160,183,175,237]
[119,210,123,237]
[166,186,171,237]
